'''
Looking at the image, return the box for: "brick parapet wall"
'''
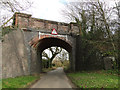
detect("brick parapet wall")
[14,12,79,34]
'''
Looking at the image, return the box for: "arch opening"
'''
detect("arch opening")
[42,47,70,70]
[36,37,72,72]
[37,37,72,53]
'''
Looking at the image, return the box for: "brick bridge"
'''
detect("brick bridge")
[2,13,103,78]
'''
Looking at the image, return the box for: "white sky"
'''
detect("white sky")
[21,0,118,23]
[23,0,67,22]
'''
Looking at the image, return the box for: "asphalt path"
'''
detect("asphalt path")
[30,67,72,89]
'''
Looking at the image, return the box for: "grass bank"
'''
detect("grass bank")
[67,70,119,88]
[2,75,40,89]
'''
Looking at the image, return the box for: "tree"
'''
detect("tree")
[62,1,90,36]
[91,0,119,68]
[42,47,62,68]
[0,0,32,27]
[91,0,116,52]
[0,0,32,12]
[112,1,120,69]
[63,0,118,69]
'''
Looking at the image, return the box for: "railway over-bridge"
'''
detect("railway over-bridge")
[2,13,103,78]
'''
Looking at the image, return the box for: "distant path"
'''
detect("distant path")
[30,67,72,88]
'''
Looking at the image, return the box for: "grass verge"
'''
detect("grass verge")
[67,70,119,88]
[2,75,40,89]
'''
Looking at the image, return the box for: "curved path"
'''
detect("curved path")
[30,67,72,88]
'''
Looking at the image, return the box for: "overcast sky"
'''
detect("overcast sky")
[23,0,67,22]
[21,0,117,23]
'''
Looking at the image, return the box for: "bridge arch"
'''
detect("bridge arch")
[36,37,72,53]
[34,37,73,72]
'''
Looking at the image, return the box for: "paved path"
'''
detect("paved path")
[30,67,72,88]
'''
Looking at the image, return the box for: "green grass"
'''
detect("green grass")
[0,79,2,90]
[67,70,119,88]
[2,75,40,89]
[101,69,119,75]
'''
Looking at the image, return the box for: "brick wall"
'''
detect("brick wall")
[14,12,79,34]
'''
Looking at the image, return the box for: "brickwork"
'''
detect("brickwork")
[29,34,73,49]
[14,12,79,34]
